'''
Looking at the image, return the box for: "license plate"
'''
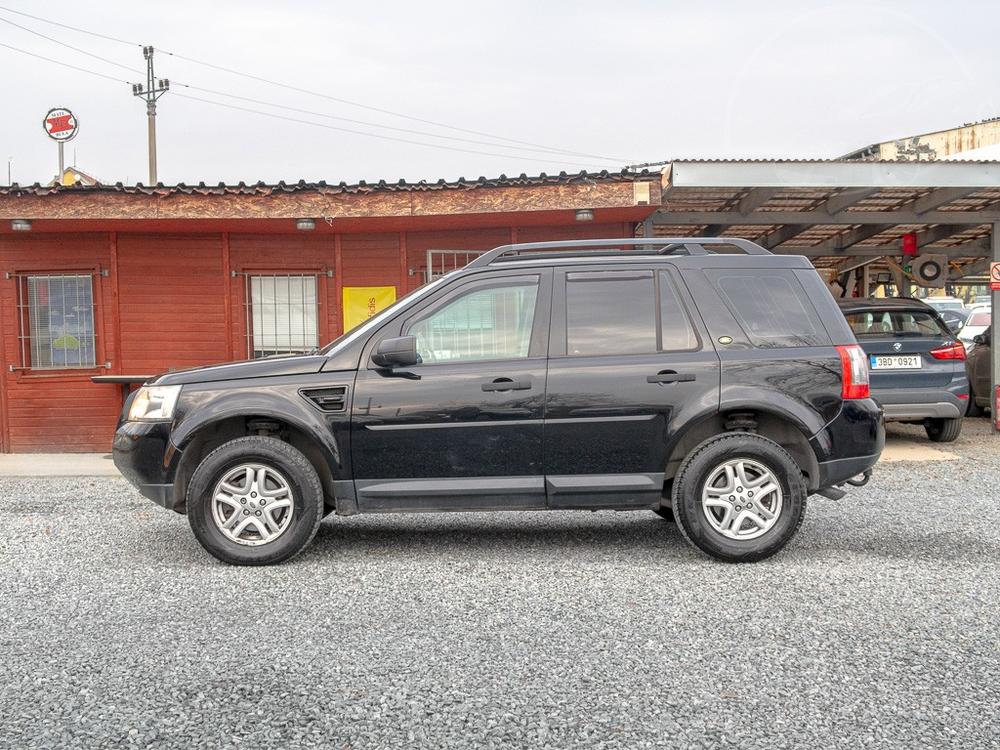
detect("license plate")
[870,354,922,370]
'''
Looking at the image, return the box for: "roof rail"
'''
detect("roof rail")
[465,237,771,270]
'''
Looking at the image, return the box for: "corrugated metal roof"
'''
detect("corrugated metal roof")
[0,169,656,197]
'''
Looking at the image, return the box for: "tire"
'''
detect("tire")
[672,432,806,563]
[925,417,962,443]
[187,436,324,565]
[966,388,984,418]
[653,507,675,523]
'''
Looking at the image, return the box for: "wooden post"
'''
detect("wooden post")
[399,232,408,295]
[334,234,344,335]
[0,252,9,452]
[109,231,122,374]
[221,232,234,359]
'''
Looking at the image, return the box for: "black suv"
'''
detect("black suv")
[114,238,884,565]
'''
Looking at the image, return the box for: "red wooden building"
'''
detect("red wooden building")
[0,171,660,452]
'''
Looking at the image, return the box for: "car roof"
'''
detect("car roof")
[835,297,937,314]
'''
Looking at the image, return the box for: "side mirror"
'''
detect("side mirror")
[371,335,418,368]
[946,319,963,334]
[973,333,988,345]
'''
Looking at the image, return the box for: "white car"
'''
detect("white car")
[959,308,992,350]
[923,296,966,313]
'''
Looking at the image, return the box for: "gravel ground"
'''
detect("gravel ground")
[1,420,998,750]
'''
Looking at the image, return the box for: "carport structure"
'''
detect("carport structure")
[646,159,1000,291]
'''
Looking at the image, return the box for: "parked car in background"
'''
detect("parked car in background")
[923,296,966,314]
[113,237,884,566]
[973,294,992,306]
[959,308,992,351]
[938,308,969,335]
[839,298,968,442]
[966,326,992,416]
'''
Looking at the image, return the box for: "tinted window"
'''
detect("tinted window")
[846,310,951,338]
[407,278,538,363]
[968,311,991,326]
[659,271,699,351]
[706,269,829,348]
[566,271,657,355]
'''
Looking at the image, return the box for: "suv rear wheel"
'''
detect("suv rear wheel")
[187,437,324,565]
[672,433,806,563]
[925,417,962,443]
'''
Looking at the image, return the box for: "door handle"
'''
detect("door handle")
[647,370,696,384]
[482,377,532,392]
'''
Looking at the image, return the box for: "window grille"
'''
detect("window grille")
[14,273,97,369]
[424,249,487,283]
[244,273,319,358]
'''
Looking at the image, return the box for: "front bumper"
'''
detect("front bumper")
[112,421,183,512]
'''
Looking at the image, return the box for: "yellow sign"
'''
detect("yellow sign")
[343,286,396,332]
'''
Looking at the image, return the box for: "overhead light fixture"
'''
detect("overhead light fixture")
[575,209,594,222]
[11,219,31,232]
[296,218,316,231]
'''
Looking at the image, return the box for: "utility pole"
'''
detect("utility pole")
[131,46,169,184]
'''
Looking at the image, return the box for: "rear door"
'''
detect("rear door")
[543,265,720,508]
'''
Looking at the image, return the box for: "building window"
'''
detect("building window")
[16,274,97,369]
[246,274,319,358]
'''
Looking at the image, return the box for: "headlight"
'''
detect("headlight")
[128,385,182,421]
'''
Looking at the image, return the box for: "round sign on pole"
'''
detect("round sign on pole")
[42,107,79,142]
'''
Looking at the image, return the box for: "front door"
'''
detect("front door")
[543,265,720,508]
[351,270,551,511]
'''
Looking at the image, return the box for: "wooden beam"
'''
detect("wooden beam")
[762,224,810,249]
[737,188,779,214]
[823,188,881,215]
[912,187,975,214]
[0,180,651,221]
[651,209,1000,225]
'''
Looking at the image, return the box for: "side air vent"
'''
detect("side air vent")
[301,386,348,412]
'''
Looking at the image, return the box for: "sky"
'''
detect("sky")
[1,0,997,186]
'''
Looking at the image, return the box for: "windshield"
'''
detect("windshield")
[846,310,952,338]
[317,274,452,355]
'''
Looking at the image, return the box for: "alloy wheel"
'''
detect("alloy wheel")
[211,463,295,546]
[701,458,783,541]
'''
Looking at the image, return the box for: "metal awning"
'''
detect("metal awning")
[649,160,1000,281]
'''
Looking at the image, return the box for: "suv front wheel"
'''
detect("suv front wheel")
[672,433,806,563]
[187,437,325,565]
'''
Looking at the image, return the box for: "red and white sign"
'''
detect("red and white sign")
[42,107,79,142]
[990,262,1000,291]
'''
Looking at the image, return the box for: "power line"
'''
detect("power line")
[160,48,618,159]
[0,41,130,84]
[0,4,622,160]
[0,12,617,160]
[0,41,615,168]
[0,4,140,46]
[0,15,143,75]
[171,92,614,168]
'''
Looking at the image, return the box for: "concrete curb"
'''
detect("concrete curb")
[0,454,122,477]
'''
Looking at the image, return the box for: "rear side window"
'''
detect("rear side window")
[846,310,951,338]
[705,269,830,348]
[564,269,699,356]
[968,311,991,327]
[566,271,657,355]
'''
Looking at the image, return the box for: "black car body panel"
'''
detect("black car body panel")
[114,238,884,519]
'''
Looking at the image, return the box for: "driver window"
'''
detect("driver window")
[407,278,539,364]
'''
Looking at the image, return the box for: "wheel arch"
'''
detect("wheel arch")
[170,409,343,513]
[665,406,820,492]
